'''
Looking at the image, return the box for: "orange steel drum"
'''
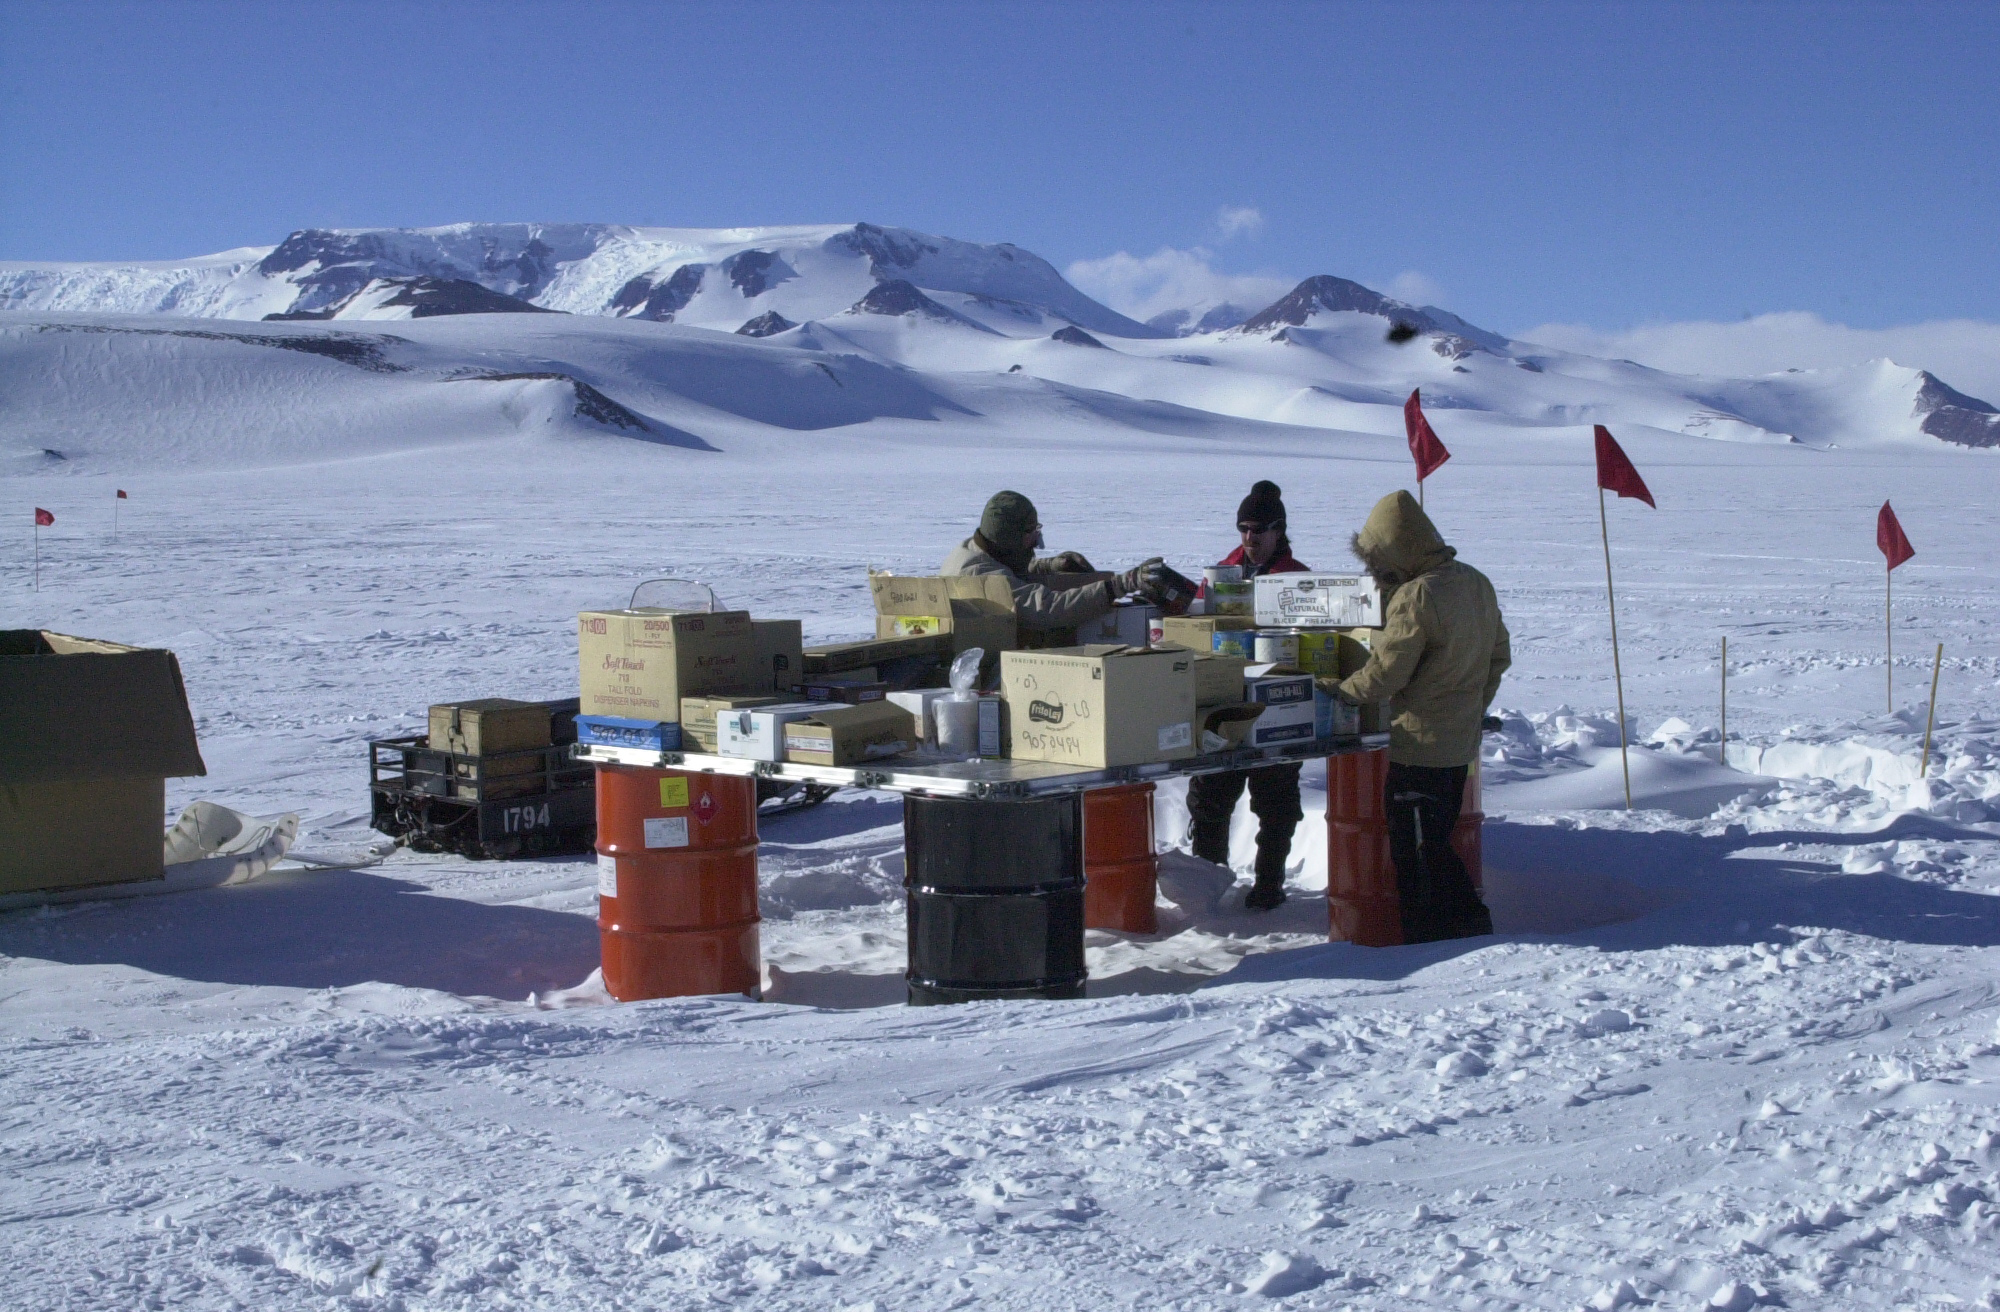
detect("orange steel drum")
[1326,748,1399,946]
[1450,760,1484,893]
[1328,752,1486,946]
[594,764,760,1000]
[1082,782,1158,933]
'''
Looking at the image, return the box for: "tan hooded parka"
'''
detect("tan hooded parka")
[1332,491,1511,767]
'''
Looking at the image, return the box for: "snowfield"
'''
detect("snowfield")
[3,225,1999,1309]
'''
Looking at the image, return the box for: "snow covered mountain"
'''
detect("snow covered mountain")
[3,221,1996,469]
[0,222,1159,338]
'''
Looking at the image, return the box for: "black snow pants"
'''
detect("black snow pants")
[1187,763,1303,877]
[1385,762,1492,942]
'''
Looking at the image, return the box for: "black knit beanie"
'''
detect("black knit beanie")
[1237,480,1286,527]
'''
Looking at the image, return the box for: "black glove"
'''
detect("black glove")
[1045,550,1096,572]
[1114,557,1164,598]
[1481,716,1505,733]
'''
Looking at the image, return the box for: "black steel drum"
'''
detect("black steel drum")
[903,793,1086,1005]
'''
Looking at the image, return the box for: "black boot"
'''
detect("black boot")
[1189,818,1232,866]
[1244,827,1293,910]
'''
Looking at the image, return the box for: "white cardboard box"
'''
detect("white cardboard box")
[1078,603,1160,648]
[1247,699,1318,747]
[1253,574,1382,628]
[714,702,825,762]
[886,687,952,743]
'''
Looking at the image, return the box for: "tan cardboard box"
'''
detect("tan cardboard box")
[751,620,804,694]
[869,574,1018,658]
[805,634,949,675]
[1195,702,1266,751]
[1159,615,1254,651]
[1000,645,1197,768]
[429,698,550,758]
[577,610,761,719]
[1192,653,1249,704]
[783,700,918,766]
[2,630,208,894]
[680,694,784,752]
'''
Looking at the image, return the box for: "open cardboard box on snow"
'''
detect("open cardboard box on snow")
[0,631,208,895]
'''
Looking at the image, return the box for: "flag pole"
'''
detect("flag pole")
[33,522,40,592]
[1599,484,1632,809]
[1418,478,1425,509]
[1885,564,1893,713]
[1720,635,1727,752]
[1920,643,1943,778]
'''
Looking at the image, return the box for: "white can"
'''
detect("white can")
[1253,630,1300,666]
[1147,614,1165,647]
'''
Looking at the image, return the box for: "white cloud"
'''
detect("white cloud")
[1385,270,1446,307]
[1215,206,1264,241]
[1066,246,1293,328]
[1519,312,2000,402]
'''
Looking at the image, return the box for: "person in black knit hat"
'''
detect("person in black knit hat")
[1187,480,1309,910]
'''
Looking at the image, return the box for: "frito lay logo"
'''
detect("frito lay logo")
[1028,697,1066,726]
[695,791,718,825]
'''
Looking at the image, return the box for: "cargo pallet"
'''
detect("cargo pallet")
[368,737,841,861]
[369,736,597,860]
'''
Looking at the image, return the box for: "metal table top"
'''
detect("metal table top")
[573,733,1387,799]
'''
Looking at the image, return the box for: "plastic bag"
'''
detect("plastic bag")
[936,647,984,754]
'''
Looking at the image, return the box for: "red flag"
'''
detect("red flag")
[1404,389,1451,482]
[116,489,128,499]
[34,507,53,526]
[1593,425,1655,508]
[1877,501,1914,570]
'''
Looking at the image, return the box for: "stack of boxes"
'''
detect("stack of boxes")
[573,566,1390,772]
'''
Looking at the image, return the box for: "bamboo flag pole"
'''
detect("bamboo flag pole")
[1720,635,1728,749]
[1591,426,1653,811]
[1599,484,1632,809]
[1920,643,1943,778]
[1886,564,1894,713]
[1878,501,1915,714]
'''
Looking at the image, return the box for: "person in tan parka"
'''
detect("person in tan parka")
[1322,490,1511,941]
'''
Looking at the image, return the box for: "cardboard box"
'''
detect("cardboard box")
[715,702,825,762]
[887,687,951,741]
[679,695,782,752]
[578,609,761,719]
[1254,574,1383,628]
[576,715,683,752]
[1196,702,1265,752]
[1159,615,1254,651]
[1,630,207,894]
[802,678,888,704]
[869,574,1018,658]
[1295,628,1373,680]
[804,634,950,675]
[1079,603,1159,648]
[1,776,167,894]
[1246,698,1317,747]
[783,701,918,766]
[1246,672,1316,708]
[751,620,804,694]
[1000,645,1197,768]
[429,699,551,758]
[1192,653,1250,704]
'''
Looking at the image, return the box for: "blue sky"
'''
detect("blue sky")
[0,0,1994,338]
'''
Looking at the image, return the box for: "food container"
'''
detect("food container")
[1252,630,1300,665]
[1203,566,1243,587]
[1212,630,1255,659]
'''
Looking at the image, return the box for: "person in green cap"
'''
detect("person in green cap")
[942,490,1168,634]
